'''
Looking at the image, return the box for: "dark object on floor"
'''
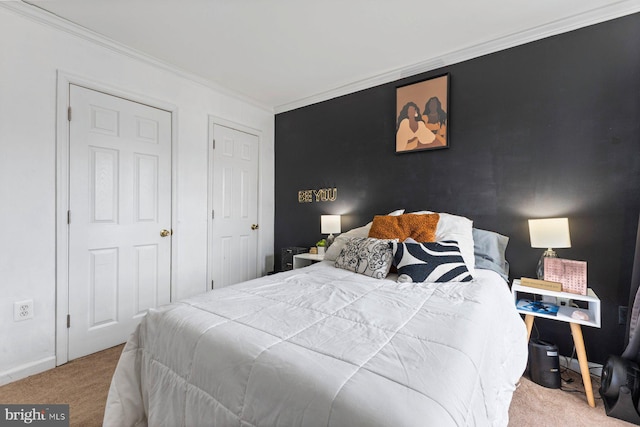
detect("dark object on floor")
[600,213,640,425]
[600,356,640,424]
[528,338,561,389]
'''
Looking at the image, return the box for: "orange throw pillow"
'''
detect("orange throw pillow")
[368,213,439,242]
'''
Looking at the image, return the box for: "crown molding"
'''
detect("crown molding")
[3,1,638,116]
[0,1,273,113]
[274,0,640,114]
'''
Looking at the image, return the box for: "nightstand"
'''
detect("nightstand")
[512,279,601,407]
[293,253,324,269]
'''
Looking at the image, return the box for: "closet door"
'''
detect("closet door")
[67,84,172,359]
[209,122,260,289]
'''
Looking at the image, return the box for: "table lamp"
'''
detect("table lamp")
[321,215,341,247]
[528,217,571,280]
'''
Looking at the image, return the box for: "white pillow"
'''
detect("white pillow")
[324,227,366,261]
[384,209,405,217]
[324,209,404,261]
[410,211,475,273]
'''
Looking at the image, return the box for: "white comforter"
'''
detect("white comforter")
[104,262,527,427]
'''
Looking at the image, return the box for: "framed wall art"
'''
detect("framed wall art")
[395,73,449,153]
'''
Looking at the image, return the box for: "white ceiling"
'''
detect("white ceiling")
[16,0,640,112]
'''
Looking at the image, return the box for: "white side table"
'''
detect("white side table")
[512,279,601,407]
[293,253,325,269]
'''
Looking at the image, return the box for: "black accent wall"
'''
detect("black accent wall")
[274,13,640,363]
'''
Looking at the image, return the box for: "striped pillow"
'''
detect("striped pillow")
[391,241,473,283]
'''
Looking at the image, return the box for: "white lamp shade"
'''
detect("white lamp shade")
[321,215,341,234]
[528,217,571,249]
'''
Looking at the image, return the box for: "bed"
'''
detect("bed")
[103,211,528,427]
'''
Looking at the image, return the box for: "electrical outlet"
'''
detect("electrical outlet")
[619,305,628,325]
[14,299,34,321]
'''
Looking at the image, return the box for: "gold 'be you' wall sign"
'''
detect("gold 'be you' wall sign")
[298,188,338,203]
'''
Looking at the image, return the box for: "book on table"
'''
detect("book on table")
[520,277,562,292]
[516,299,559,316]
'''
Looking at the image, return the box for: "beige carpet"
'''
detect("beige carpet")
[0,344,123,426]
[0,345,636,426]
[509,369,634,426]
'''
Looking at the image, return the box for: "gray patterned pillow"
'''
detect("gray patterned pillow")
[334,237,395,279]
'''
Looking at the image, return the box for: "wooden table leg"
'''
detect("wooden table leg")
[570,322,596,407]
[524,314,534,342]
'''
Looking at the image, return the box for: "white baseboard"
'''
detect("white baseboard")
[0,356,56,386]
[560,356,603,378]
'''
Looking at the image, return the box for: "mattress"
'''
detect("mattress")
[103,261,527,426]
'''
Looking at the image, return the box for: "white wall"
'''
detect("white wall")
[0,5,274,384]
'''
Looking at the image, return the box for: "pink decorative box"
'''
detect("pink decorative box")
[544,258,587,295]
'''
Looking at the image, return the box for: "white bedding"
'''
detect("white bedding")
[104,262,527,427]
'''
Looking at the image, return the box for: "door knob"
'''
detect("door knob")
[251,224,259,230]
[160,229,172,237]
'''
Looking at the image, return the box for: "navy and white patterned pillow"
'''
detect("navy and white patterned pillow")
[391,241,473,283]
[334,237,395,279]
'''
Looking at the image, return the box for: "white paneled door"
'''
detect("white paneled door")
[209,123,259,288]
[67,85,172,360]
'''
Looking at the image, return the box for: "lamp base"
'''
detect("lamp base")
[327,233,335,247]
[536,248,557,280]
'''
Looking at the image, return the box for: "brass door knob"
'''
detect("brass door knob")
[251,224,259,230]
[160,229,172,237]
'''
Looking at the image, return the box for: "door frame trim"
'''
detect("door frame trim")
[55,70,178,365]
[207,116,263,290]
